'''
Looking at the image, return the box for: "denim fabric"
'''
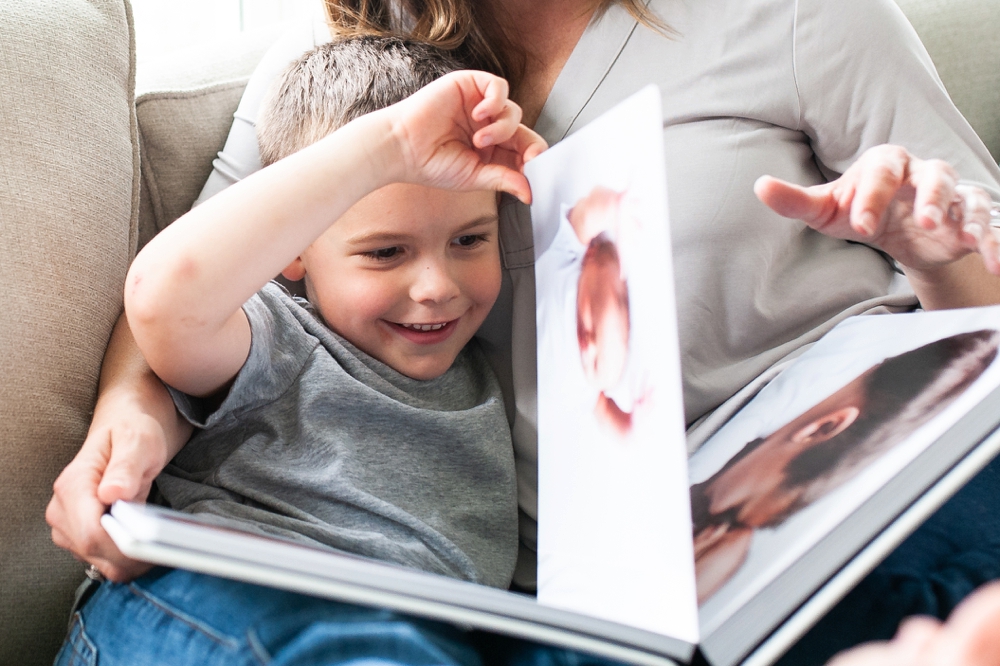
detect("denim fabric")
[777,453,1000,666]
[53,568,623,666]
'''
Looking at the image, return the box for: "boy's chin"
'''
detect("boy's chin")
[388,353,460,381]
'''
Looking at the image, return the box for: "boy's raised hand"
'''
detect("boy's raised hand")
[385,71,547,204]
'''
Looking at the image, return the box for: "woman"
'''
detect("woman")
[47,0,1000,663]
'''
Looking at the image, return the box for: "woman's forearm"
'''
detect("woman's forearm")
[96,312,192,461]
[47,312,192,581]
[904,254,1000,311]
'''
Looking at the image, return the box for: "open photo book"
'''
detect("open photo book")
[102,86,1000,666]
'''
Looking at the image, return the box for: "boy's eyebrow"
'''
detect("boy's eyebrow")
[346,215,500,246]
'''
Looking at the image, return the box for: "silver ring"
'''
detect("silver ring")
[84,563,105,582]
[990,203,1000,230]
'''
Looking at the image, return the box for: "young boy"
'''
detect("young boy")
[123,36,545,592]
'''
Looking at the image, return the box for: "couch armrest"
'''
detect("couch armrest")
[0,1,138,664]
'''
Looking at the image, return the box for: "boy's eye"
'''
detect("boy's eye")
[453,234,487,248]
[363,246,402,261]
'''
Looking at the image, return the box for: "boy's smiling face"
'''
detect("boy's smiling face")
[283,183,501,380]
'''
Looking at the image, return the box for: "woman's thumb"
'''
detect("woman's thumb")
[97,437,156,504]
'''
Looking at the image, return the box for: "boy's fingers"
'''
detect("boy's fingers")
[494,125,547,165]
[514,125,548,163]
[477,164,532,204]
[472,101,522,148]
[470,74,510,122]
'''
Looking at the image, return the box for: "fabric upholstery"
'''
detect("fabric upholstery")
[0,1,138,665]
[896,0,1000,162]
[136,26,282,246]
[137,82,249,246]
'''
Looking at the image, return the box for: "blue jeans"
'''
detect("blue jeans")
[777,453,1000,665]
[53,567,623,666]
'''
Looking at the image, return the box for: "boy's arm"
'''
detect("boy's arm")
[125,71,546,398]
[125,115,386,397]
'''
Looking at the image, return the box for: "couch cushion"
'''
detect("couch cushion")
[0,1,138,664]
[137,81,250,247]
[136,26,284,246]
[896,0,1000,162]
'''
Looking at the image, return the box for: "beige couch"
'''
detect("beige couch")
[1,0,998,664]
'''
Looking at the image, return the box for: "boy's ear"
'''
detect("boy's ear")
[281,257,306,282]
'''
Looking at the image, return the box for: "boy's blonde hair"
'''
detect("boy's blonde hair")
[257,36,463,166]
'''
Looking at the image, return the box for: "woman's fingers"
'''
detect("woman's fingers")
[951,185,1000,275]
[911,158,959,231]
[936,582,1000,665]
[97,417,165,505]
[759,145,1000,275]
[47,449,132,581]
[754,175,839,230]
[848,145,909,236]
[46,419,163,583]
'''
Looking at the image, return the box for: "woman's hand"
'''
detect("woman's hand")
[45,315,192,583]
[47,402,167,582]
[384,71,548,204]
[756,145,1000,307]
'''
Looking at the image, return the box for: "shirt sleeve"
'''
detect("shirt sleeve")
[192,19,331,206]
[793,0,1000,199]
[168,284,319,429]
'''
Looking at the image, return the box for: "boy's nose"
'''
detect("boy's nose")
[409,261,461,304]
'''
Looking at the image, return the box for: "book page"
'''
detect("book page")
[690,306,1000,633]
[527,85,699,643]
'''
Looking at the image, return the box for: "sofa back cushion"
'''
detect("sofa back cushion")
[0,1,138,664]
[897,0,1000,162]
[136,27,285,246]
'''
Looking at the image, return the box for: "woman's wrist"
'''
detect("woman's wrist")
[92,369,191,462]
[903,254,1000,310]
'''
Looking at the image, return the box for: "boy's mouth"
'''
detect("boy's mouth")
[398,322,448,332]
[387,319,459,344]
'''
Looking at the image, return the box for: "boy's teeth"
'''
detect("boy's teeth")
[401,323,446,331]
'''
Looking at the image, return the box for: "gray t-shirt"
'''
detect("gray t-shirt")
[155,282,519,589]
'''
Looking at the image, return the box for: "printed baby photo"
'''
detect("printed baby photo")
[690,306,1000,633]
[527,86,699,642]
